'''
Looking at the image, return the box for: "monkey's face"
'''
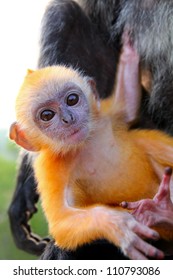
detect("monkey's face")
[33,82,90,147]
[15,66,98,153]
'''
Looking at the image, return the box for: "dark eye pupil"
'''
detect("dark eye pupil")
[67,94,79,106]
[40,110,55,121]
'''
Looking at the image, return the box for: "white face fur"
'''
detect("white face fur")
[15,66,97,153]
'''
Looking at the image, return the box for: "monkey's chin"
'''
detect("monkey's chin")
[65,126,89,145]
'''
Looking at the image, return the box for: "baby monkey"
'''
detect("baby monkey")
[10,38,173,260]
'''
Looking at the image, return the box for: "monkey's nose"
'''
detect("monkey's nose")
[62,117,68,124]
[61,111,75,125]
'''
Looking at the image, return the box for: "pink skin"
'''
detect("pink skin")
[115,29,141,124]
[114,32,165,259]
[120,168,173,231]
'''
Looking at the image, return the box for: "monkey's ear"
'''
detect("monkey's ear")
[87,79,101,110]
[9,122,38,152]
[27,69,35,75]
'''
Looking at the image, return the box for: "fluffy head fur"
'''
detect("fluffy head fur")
[15,66,99,154]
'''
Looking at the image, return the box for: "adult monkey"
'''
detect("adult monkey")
[8,0,173,259]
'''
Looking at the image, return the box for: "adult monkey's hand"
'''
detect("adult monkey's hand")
[8,153,50,256]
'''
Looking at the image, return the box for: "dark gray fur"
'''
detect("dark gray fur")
[77,0,121,36]
[38,0,119,98]
[114,0,173,132]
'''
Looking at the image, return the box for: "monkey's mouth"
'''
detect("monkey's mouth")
[65,126,89,144]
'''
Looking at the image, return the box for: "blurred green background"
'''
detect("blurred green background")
[0,129,48,259]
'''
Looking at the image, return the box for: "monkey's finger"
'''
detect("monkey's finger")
[29,232,50,243]
[125,236,163,260]
[25,207,38,220]
[154,167,172,203]
[18,237,48,256]
[120,200,141,209]
[11,223,48,256]
[127,247,148,260]
[134,237,164,260]
[133,222,160,240]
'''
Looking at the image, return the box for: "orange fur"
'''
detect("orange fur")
[10,65,173,256]
[33,120,173,250]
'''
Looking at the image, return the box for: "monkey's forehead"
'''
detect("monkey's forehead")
[26,65,86,88]
[15,65,92,119]
[17,65,90,99]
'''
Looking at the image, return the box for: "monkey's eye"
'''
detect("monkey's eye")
[66,94,79,106]
[40,110,55,121]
